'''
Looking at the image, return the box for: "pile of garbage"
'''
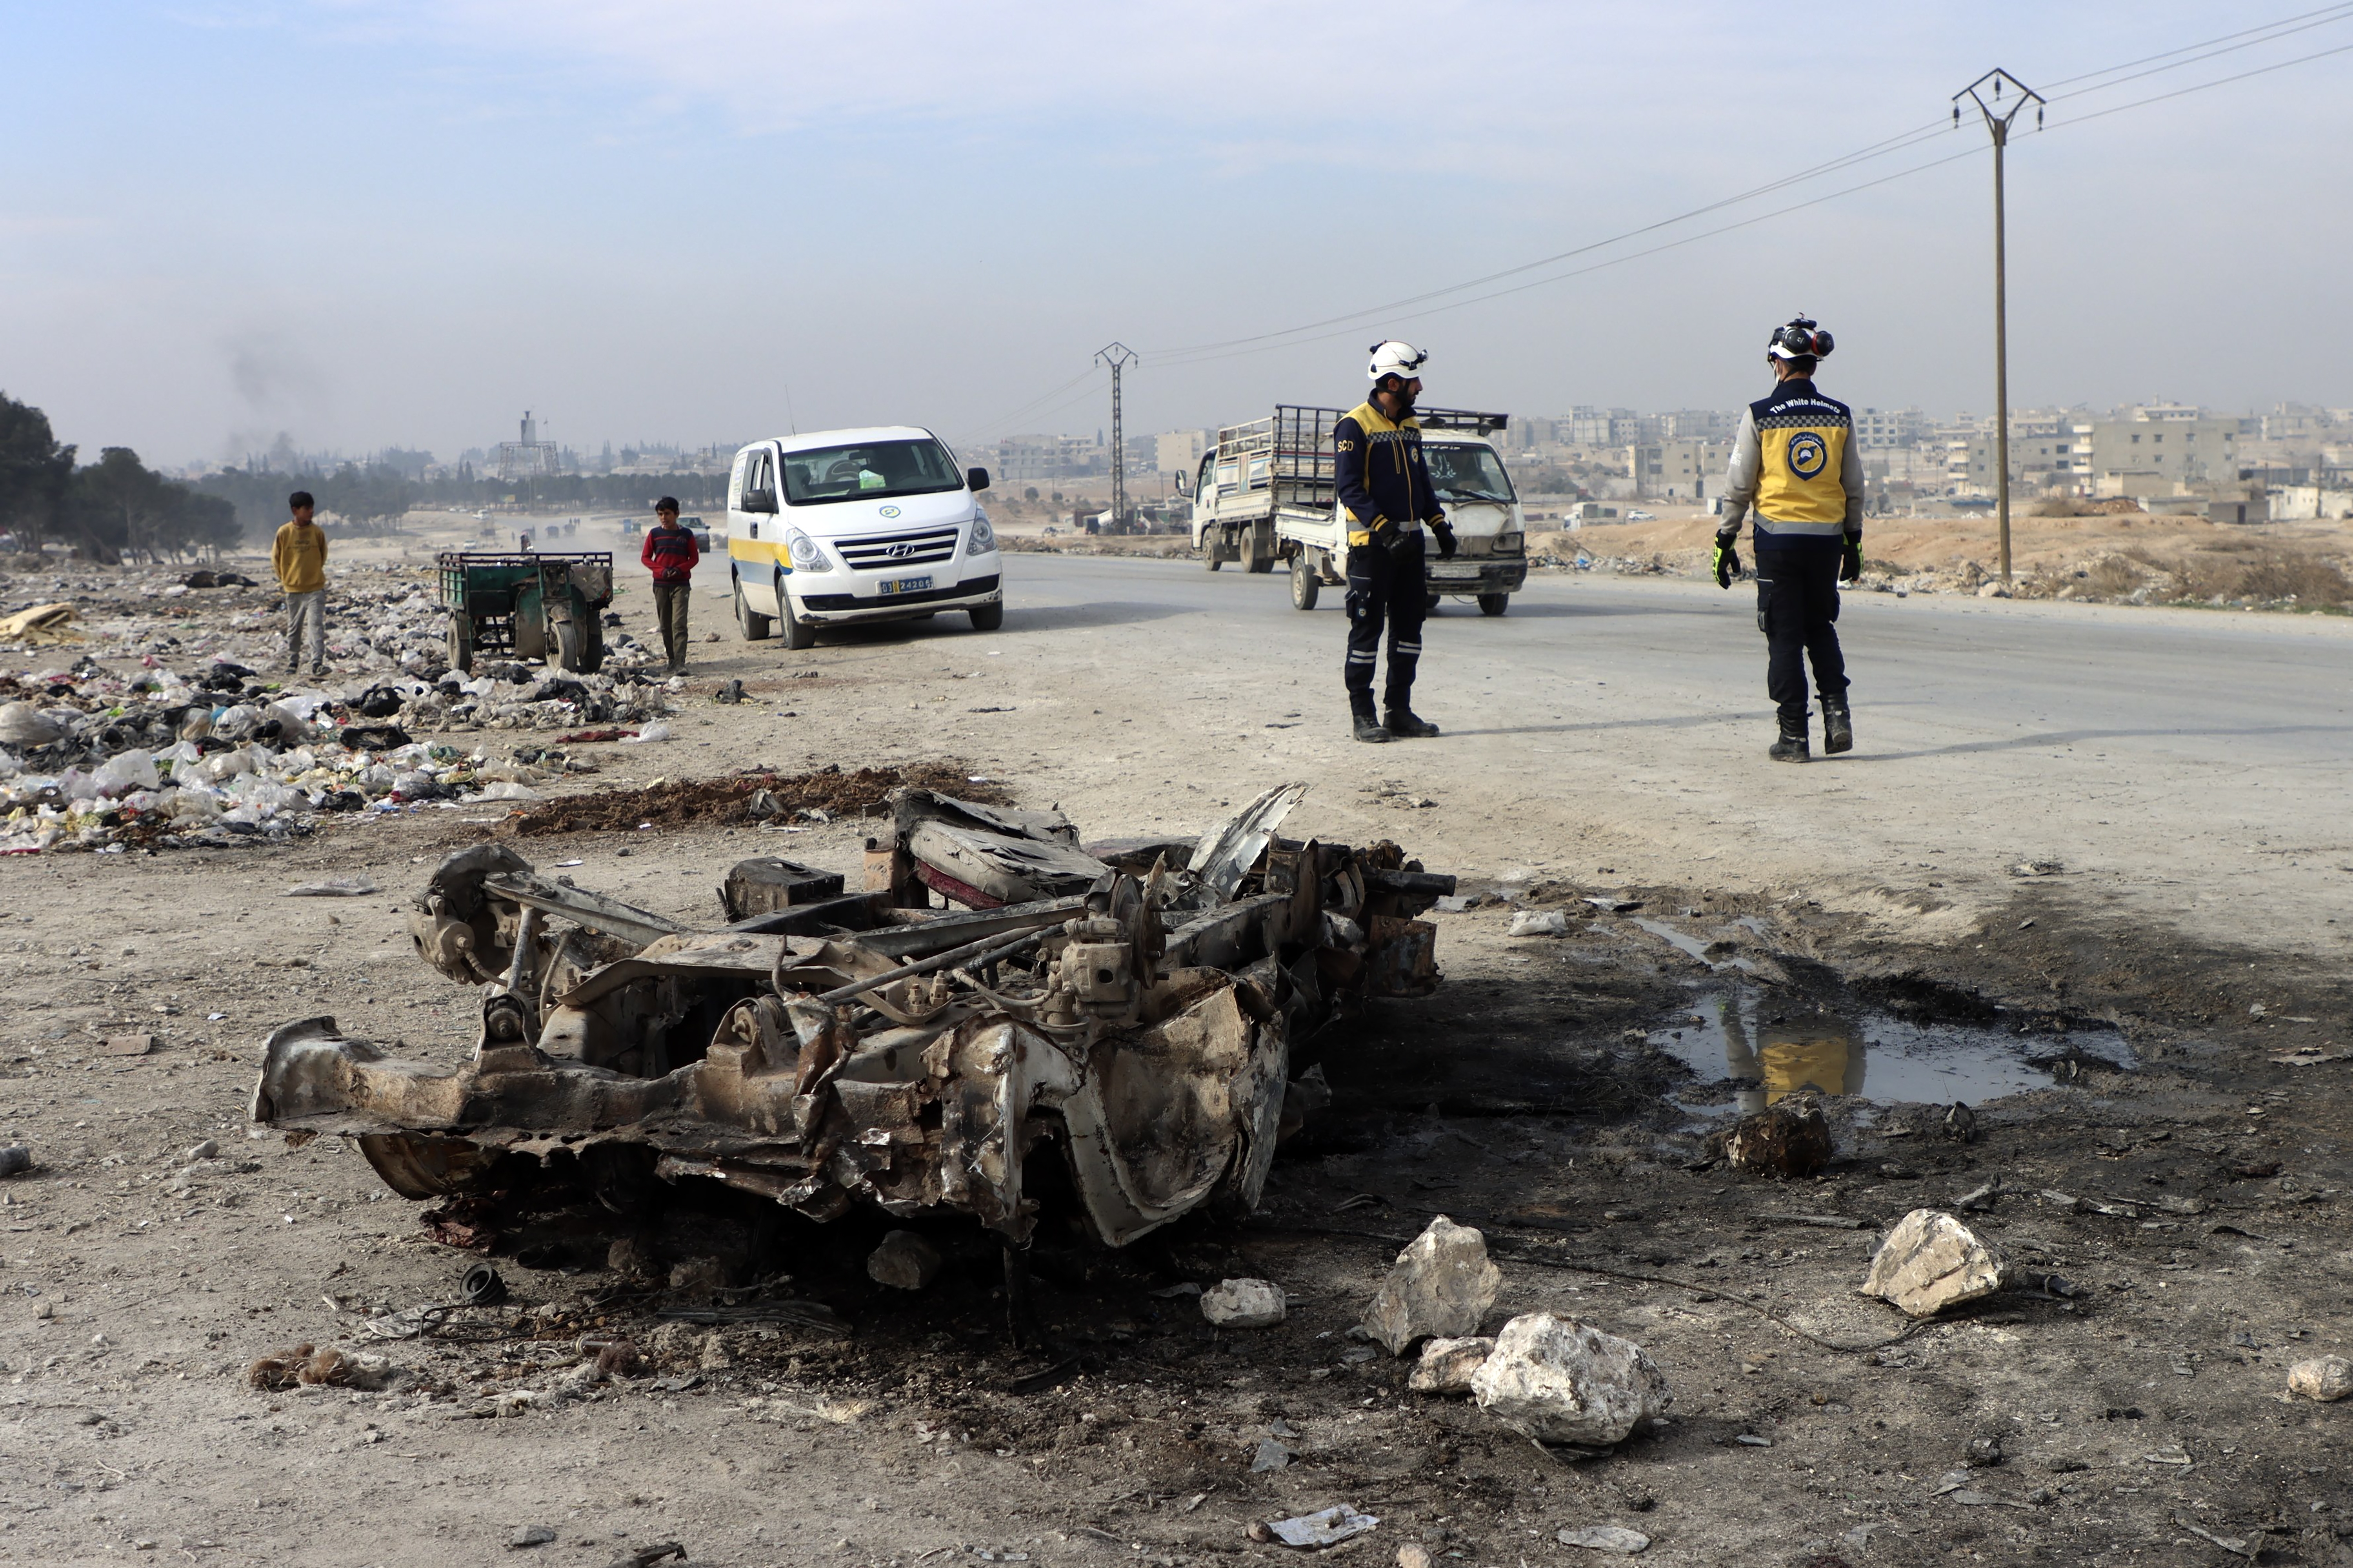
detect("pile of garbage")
[0,652,666,854]
[2,558,672,681]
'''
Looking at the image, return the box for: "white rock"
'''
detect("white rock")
[1201,1277,1286,1330]
[866,1230,944,1291]
[1470,1312,1673,1447]
[1407,1335,1495,1394]
[1859,1209,2009,1317]
[1557,1525,1650,1553]
[2288,1355,2353,1402]
[1366,1216,1501,1356]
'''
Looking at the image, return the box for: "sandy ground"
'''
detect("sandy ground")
[3,543,2350,1567]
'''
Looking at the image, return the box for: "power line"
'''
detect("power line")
[2041,0,2353,93]
[1132,4,2353,366]
[967,7,2353,433]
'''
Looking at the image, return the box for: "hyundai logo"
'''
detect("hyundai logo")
[884,541,916,559]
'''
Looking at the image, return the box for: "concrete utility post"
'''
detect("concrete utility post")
[1954,69,2043,587]
[1096,343,1136,531]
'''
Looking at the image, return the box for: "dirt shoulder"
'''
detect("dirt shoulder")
[2,778,2348,1567]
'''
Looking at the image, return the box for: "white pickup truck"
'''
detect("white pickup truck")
[1181,405,1527,615]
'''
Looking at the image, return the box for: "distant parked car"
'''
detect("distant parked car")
[680,516,713,552]
[1625,509,1655,521]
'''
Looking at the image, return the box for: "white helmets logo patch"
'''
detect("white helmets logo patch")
[1787,432,1829,480]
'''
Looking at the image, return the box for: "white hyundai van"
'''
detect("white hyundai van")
[725,426,1003,649]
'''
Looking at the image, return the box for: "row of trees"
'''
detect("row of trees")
[0,393,240,563]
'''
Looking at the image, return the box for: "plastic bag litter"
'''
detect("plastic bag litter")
[1507,910,1570,938]
[92,749,160,797]
[1265,1506,1380,1547]
[284,877,380,898]
[619,721,673,744]
[466,781,543,802]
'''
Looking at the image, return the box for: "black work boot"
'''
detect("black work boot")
[1385,705,1440,738]
[1768,712,1810,764]
[1351,699,1390,744]
[1820,696,1854,755]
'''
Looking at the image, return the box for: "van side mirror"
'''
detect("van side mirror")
[1173,471,1191,496]
[740,488,777,514]
[966,467,991,493]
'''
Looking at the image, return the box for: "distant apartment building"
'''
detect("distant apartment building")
[1624,438,1731,500]
[992,433,1105,485]
[1852,407,1927,449]
[1567,407,1640,447]
[1154,428,1214,477]
[2072,409,2238,497]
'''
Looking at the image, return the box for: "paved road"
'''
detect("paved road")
[939,552,2351,962]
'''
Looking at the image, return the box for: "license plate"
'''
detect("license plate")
[878,576,933,596]
[1429,562,1480,580]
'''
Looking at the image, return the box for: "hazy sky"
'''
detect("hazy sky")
[5,2,2350,468]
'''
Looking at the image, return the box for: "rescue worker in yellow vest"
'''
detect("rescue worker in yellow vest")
[1335,341,1454,743]
[1714,316,1866,763]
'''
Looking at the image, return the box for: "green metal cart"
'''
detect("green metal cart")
[435,551,614,674]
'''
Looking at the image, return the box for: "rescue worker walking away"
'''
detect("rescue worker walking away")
[1714,316,1865,762]
[641,496,700,674]
[1335,340,1455,743]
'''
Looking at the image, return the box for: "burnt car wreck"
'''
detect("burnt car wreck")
[253,784,1454,1252]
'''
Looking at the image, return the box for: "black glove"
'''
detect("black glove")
[1430,521,1457,561]
[1386,526,1425,568]
[1841,537,1863,583]
[1712,533,1740,590]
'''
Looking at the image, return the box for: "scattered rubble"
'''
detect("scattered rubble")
[1469,1313,1674,1448]
[1365,1216,1502,1356]
[1859,1208,2010,1317]
[2288,1355,2352,1402]
[1407,1335,1495,1394]
[252,782,1454,1251]
[1722,1094,1832,1177]
[1202,1279,1288,1330]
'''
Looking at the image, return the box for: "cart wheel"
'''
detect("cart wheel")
[1290,549,1320,611]
[1477,593,1509,617]
[779,584,818,651]
[735,576,773,641]
[447,620,474,674]
[555,618,600,673]
[578,615,606,672]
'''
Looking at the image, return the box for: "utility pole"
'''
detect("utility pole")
[1953,69,2043,587]
[1096,343,1135,531]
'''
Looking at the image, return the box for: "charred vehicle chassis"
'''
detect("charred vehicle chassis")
[253,784,1453,1248]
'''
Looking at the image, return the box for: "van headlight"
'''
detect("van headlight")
[968,516,996,554]
[1495,530,1524,553]
[784,529,827,572]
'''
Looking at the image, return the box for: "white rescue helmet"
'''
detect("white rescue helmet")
[1367,340,1429,384]
[1767,315,1835,361]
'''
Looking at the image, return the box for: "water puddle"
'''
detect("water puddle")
[1653,990,2129,1117]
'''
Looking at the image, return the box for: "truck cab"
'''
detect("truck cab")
[1412,414,1527,615]
[1184,405,1526,614]
[725,426,1003,651]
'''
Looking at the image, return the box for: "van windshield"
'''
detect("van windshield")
[780,439,962,506]
[1425,443,1516,505]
